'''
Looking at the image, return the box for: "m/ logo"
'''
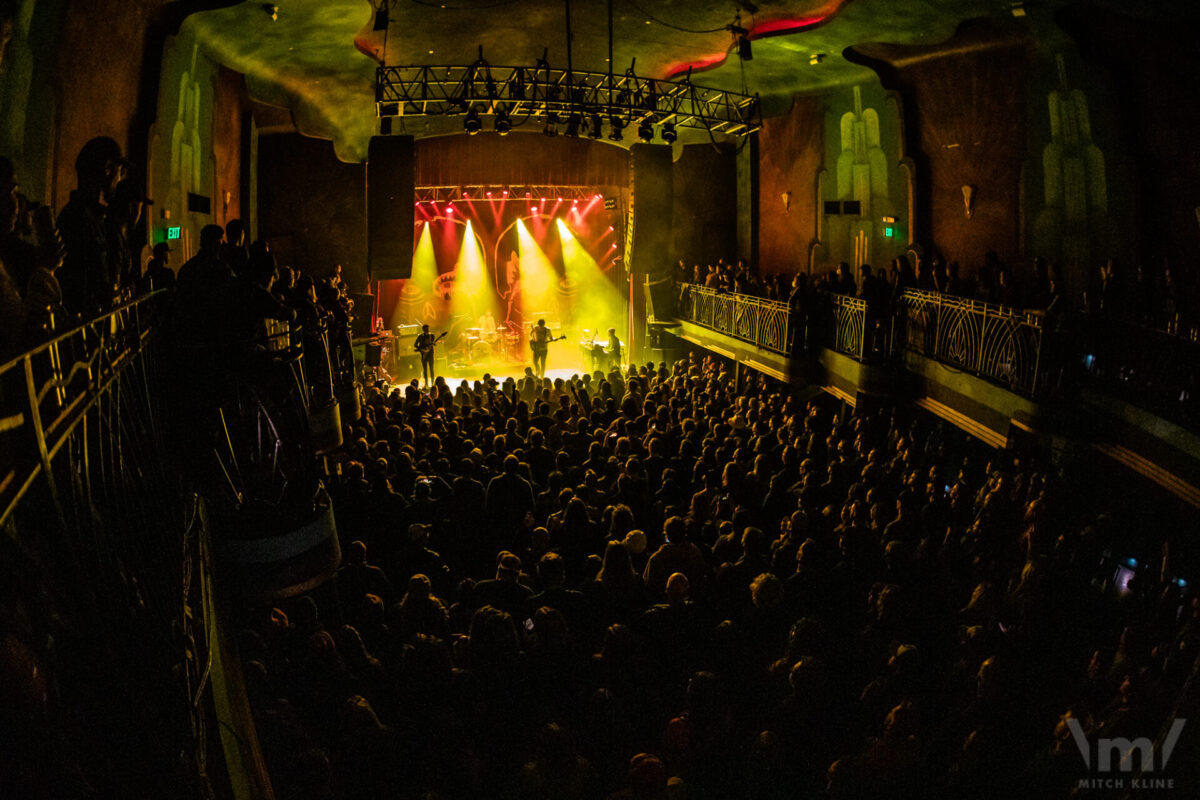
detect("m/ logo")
[1067,717,1186,773]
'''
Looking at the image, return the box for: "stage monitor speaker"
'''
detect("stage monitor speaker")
[626,143,674,278]
[393,353,420,379]
[367,135,415,281]
[364,342,383,367]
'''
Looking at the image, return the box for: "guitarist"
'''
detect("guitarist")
[529,318,556,379]
[413,324,442,387]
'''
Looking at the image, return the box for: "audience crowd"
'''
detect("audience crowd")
[0,136,355,375]
[235,353,1196,799]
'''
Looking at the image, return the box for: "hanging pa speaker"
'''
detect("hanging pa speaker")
[626,143,673,278]
[367,135,415,280]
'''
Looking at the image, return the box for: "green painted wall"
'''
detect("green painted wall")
[813,81,910,273]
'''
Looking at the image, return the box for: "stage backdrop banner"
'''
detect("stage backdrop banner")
[367,135,416,280]
[625,143,674,278]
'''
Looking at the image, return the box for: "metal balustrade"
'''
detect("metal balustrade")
[824,292,869,359]
[677,282,1049,395]
[678,284,792,354]
[896,289,1046,396]
[0,292,219,797]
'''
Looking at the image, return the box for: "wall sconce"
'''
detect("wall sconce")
[962,185,975,219]
[781,190,792,214]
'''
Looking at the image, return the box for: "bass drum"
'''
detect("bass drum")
[470,340,492,362]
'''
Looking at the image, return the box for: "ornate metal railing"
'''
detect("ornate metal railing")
[824,292,869,359]
[896,289,1046,396]
[0,293,216,798]
[679,284,791,354]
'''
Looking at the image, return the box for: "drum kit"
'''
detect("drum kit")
[461,325,521,364]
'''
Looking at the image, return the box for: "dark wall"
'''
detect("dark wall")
[895,37,1030,270]
[757,95,823,275]
[258,134,367,290]
[1061,6,1200,275]
[51,0,166,208]
[673,143,737,269]
[212,67,252,227]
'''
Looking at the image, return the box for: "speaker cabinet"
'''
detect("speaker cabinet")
[367,136,415,281]
[626,143,674,278]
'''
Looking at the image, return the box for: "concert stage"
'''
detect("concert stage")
[371,189,629,380]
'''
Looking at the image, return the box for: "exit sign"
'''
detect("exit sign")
[166,227,181,240]
[884,226,894,238]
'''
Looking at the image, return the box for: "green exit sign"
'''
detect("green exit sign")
[884,226,894,238]
[166,227,181,240]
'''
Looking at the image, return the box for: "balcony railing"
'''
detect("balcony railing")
[824,292,870,360]
[0,292,220,797]
[676,282,1050,395]
[678,284,792,354]
[896,289,1047,396]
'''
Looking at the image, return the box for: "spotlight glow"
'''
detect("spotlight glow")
[411,221,439,296]
[449,219,499,322]
[556,218,625,343]
[515,218,560,318]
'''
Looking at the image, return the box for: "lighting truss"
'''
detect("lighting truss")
[376,63,762,137]
[415,185,607,203]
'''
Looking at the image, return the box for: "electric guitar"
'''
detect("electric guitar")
[529,331,567,356]
[414,331,447,356]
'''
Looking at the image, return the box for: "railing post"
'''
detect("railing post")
[23,355,67,531]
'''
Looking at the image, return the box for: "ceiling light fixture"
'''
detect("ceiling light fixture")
[464,106,482,135]
[661,122,677,144]
[375,43,762,140]
[729,13,752,61]
[494,105,511,135]
[608,115,625,142]
[637,118,655,142]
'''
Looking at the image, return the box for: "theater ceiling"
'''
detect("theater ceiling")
[187,0,1190,161]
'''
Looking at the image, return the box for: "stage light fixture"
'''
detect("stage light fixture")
[737,34,752,61]
[661,122,677,143]
[494,106,512,135]
[372,3,387,30]
[464,107,482,135]
[608,116,625,142]
[588,113,603,139]
[543,112,559,137]
[637,119,655,142]
[565,114,582,137]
